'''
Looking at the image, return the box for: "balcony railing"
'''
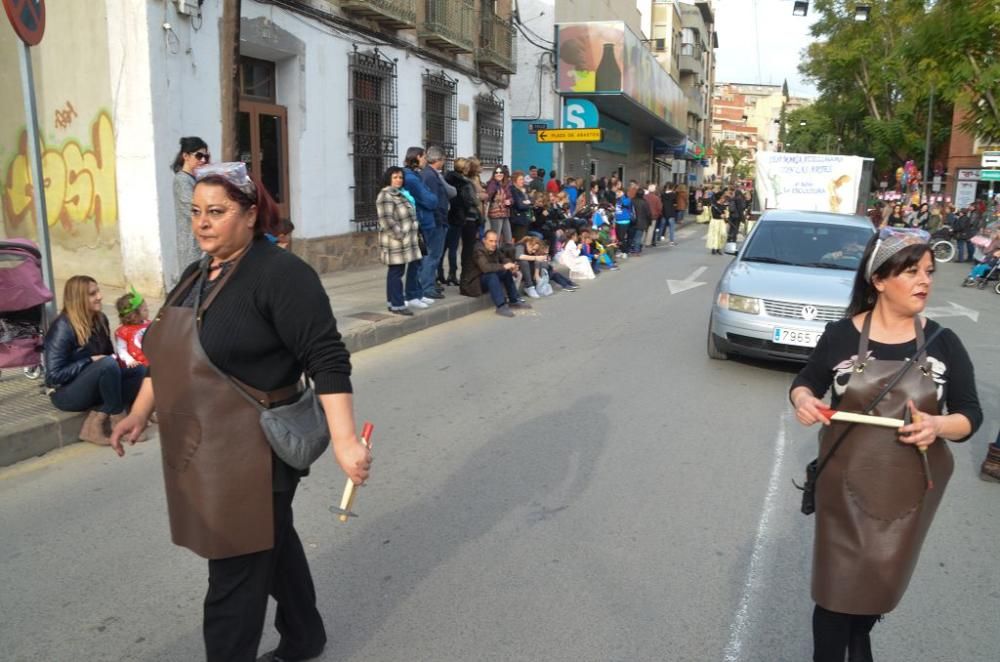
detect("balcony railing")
[420,0,475,53]
[339,0,417,29]
[478,12,516,75]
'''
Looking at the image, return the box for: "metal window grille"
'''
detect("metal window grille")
[422,70,457,169]
[474,93,504,168]
[349,48,398,232]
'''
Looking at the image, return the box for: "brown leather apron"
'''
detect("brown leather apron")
[812,314,953,615]
[143,264,274,560]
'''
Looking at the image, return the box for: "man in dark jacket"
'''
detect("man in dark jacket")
[419,146,456,299]
[727,186,747,242]
[459,230,530,317]
[659,183,678,246]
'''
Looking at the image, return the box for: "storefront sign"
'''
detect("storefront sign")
[980,169,1000,181]
[563,99,599,129]
[957,168,980,181]
[597,114,630,154]
[981,151,1000,168]
[955,180,978,208]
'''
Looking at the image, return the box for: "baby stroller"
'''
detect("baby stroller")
[0,239,53,379]
[961,256,1000,290]
[930,225,955,263]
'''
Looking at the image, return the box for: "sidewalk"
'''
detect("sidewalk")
[1,264,493,468]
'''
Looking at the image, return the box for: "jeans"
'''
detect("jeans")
[419,225,447,295]
[675,210,685,225]
[441,225,461,278]
[204,485,326,662]
[49,357,146,415]
[631,227,645,253]
[489,216,512,244]
[957,239,975,262]
[387,260,421,307]
[548,269,574,288]
[655,215,676,243]
[481,270,520,307]
[518,259,538,288]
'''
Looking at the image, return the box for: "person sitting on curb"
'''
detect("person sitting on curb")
[460,230,532,317]
[43,276,147,446]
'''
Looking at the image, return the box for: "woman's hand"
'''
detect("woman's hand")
[334,434,371,486]
[791,387,830,427]
[897,400,941,451]
[91,355,106,362]
[110,414,149,457]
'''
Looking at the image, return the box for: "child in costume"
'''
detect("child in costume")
[114,288,151,368]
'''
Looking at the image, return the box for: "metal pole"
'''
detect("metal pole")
[922,83,935,204]
[18,42,57,320]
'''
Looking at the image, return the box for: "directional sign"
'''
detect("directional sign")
[536,128,604,144]
[980,169,1000,181]
[2,0,45,46]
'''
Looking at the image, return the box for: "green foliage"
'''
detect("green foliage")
[796,0,979,176]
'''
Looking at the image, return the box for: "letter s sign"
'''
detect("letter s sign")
[562,99,599,130]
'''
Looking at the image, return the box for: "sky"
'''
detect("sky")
[711,0,819,98]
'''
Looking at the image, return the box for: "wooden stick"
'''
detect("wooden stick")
[338,422,374,523]
[816,406,904,429]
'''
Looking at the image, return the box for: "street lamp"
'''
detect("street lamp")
[792,1,809,17]
[854,4,871,21]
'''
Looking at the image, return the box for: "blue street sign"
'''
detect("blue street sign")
[563,99,599,129]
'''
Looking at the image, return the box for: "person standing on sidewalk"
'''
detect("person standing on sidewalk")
[645,182,663,247]
[675,183,689,228]
[43,276,147,446]
[170,137,210,284]
[377,166,422,316]
[485,165,513,244]
[402,147,438,310]
[510,170,533,242]
[659,183,678,246]
[443,158,480,287]
[420,146,454,299]
[111,163,372,662]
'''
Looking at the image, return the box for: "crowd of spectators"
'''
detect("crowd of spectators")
[375,150,696,318]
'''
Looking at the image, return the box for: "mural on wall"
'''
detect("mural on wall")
[2,109,118,255]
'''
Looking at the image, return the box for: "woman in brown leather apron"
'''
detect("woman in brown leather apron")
[110,163,373,662]
[790,227,982,662]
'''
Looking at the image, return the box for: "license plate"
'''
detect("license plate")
[772,327,821,348]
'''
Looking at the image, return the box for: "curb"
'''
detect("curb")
[2,294,494,468]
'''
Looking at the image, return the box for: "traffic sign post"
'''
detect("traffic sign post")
[536,128,604,143]
[4,0,55,319]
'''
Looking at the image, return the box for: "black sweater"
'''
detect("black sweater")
[792,318,982,440]
[166,238,352,395]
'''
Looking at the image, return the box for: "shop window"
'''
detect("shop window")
[423,70,458,168]
[474,93,505,168]
[349,48,398,232]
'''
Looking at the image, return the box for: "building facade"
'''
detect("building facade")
[510,0,717,187]
[945,104,1000,208]
[1,0,517,295]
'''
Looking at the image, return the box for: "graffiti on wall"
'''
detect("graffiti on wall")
[54,101,78,130]
[2,110,118,240]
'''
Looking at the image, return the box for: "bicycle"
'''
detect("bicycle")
[930,226,955,263]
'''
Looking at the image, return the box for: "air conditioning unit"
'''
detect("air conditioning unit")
[175,0,201,17]
[654,38,666,51]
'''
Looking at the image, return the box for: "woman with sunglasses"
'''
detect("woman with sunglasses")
[170,137,211,280]
[485,165,513,244]
[790,227,982,662]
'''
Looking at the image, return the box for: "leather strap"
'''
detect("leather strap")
[857,312,928,370]
[230,377,303,408]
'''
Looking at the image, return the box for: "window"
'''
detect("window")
[423,70,458,169]
[474,93,504,168]
[349,48,398,232]
[240,56,276,102]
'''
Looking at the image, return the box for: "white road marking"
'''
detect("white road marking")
[666,266,708,294]
[924,301,979,323]
[723,407,792,662]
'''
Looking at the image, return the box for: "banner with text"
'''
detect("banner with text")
[755,152,865,214]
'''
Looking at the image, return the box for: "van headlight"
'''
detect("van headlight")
[717,292,760,314]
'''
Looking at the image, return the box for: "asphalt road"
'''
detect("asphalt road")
[1,226,997,662]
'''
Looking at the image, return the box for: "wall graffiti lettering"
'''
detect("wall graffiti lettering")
[3,111,118,236]
[54,101,78,130]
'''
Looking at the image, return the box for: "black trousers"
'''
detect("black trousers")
[727,218,742,242]
[813,604,879,662]
[459,222,480,279]
[204,486,326,662]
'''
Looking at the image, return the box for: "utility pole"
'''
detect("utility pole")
[922,83,935,203]
[220,0,242,161]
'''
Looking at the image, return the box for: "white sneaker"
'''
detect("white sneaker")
[525,286,540,299]
[406,298,429,309]
[420,297,435,305]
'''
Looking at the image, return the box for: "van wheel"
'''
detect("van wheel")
[707,317,728,360]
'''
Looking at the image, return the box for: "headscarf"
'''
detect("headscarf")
[864,227,930,283]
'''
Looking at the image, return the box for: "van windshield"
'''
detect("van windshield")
[742,221,874,270]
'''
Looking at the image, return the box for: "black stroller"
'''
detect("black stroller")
[0,239,53,379]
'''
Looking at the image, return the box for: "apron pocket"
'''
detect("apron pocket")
[158,412,203,472]
[845,463,925,521]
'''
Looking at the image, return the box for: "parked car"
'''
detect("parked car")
[707,210,875,362]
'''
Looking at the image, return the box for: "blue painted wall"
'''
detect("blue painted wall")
[511,119,554,174]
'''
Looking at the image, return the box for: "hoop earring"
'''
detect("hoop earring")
[866,293,876,304]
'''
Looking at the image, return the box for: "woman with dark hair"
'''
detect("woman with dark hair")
[444,158,483,287]
[171,137,210,279]
[886,203,906,228]
[485,165,513,244]
[111,162,371,662]
[509,170,533,242]
[629,186,650,255]
[378,165,423,315]
[401,146,437,309]
[789,227,981,662]
[43,276,147,445]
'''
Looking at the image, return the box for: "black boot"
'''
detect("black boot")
[847,615,878,662]
[447,272,459,286]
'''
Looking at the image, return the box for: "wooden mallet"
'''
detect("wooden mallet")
[330,422,374,522]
